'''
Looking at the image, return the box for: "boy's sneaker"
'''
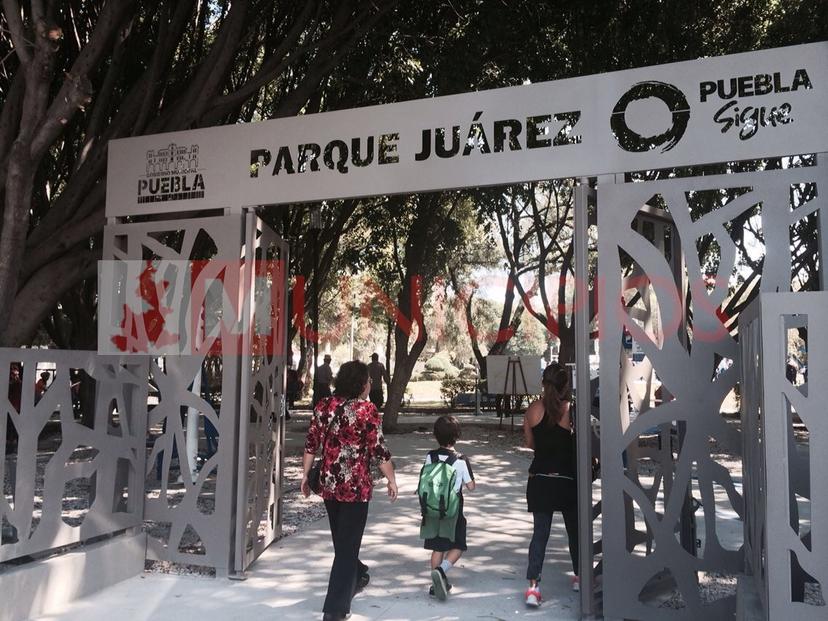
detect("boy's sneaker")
[525,586,542,607]
[430,567,449,601]
[571,576,580,592]
[428,583,452,597]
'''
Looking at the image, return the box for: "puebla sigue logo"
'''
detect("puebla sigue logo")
[611,68,813,152]
[611,81,690,153]
[138,143,205,204]
[703,69,812,140]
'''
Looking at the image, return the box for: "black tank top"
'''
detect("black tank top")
[529,412,575,477]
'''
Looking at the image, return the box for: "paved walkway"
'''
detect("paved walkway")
[36,430,581,621]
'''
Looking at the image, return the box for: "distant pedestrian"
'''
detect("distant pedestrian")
[302,360,398,621]
[286,367,302,420]
[8,365,22,413]
[523,363,580,607]
[314,354,333,407]
[367,353,390,409]
[786,358,798,383]
[6,365,21,452]
[417,415,475,601]
[35,371,50,403]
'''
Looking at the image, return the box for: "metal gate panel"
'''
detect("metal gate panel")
[598,160,826,620]
[101,215,246,573]
[235,214,288,572]
[740,293,828,619]
[1,350,148,563]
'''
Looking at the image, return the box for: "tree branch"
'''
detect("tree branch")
[2,0,32,66]
[7,246,98,346]
[133,1,194,134]
[0,69,25,192]
[201,0,320,124]
[30,0,136,162]
[272,0,397,118]
[176,0,250,128]
[22,188,103,280]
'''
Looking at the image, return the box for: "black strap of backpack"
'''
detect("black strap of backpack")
[429,448,458,466]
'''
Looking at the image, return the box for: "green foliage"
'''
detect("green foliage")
[440,376,479,408]
[504,316,548,357]
[4,0,824,358]
[424,351,453,373]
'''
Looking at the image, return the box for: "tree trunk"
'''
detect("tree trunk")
[558,322,575,364]
[0,141,35,345]
[383,318,427,432]
[380,195,436,431]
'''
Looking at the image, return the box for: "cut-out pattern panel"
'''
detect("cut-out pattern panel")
[103,216,245,573]
[598,162,826,620]
[235,217,288,572]
[1,350,147,563]
[101,214,286,574]
[741,293,827,619]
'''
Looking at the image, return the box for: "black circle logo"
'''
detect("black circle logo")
[611,81,690,153]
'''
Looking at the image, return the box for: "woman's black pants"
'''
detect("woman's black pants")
[526,508,579,582]
[323,499,369,615]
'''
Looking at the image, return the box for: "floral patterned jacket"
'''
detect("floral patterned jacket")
[305,396,392,502]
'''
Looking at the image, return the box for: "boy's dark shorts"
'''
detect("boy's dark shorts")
[424,495,467,552]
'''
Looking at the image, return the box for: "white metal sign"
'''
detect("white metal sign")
[487,355,543,395]
[106,43,827,217]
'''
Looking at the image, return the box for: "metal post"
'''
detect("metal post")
[474,362,481,416]
[310,206,322,404]
[818,152,828,292]
[349,307,355,360]
[574,176,594,617]
[233,210,257,575]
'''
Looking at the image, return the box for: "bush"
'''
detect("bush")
[440,376,478,408]
[424,352,453,373]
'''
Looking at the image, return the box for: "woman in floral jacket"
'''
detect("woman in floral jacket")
[301,360,398,621]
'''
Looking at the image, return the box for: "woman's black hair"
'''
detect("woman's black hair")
[434,415,461,446]
[333,360,369,399]
[541,362,572,426]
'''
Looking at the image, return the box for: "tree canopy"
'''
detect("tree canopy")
[0,0,825,419]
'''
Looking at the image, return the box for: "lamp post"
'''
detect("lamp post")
[310,205,322,406]
[349,289,357,360]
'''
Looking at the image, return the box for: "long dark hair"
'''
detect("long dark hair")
[334,360,369,399]
[541,362,572,426]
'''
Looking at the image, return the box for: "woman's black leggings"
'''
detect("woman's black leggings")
[323,500,369,615]
[526,508,579,582]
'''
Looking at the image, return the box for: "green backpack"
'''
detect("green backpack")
[417,450,460,521]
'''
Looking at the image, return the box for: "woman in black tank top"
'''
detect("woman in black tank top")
[522,363,579,607]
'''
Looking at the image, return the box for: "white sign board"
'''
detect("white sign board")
[487,355,543,395]
[106,43,828,217]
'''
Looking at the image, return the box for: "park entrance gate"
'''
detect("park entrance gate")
[98,213,288,575]
[99,42,828,616]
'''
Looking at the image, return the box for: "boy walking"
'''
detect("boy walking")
[417,415,475,601]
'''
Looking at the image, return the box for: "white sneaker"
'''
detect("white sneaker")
[571,576,580,592]
[525,587,542,607]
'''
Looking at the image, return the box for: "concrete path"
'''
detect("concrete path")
[35,430,581,621]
